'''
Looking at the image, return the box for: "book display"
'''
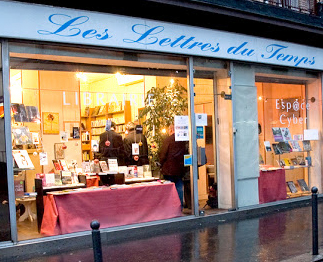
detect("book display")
[81,101,131,161]
[260,126,316,198]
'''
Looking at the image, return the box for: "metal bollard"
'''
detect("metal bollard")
[312,186,318,256]
[91,220,103,262]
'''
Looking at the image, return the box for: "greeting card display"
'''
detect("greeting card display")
[297,179,310,192]
[99,161,109,172]
[39,152,48,166]
[287,181,298,193]
[59,160,69,171]
[13,150,34,169]
[280,128,292,141]
[278,142,292,153]
[272,144,283,155]
[91,140,99,152]
[108,158,118,172]
[12,127,32,145]
[302,140,311,151]
[264,141,272,152]
[11,104,28,122]
[82,161,91,173]
[272,127,284,142]
[61,171,72,184]
[290,140,302,152]
[52,160,62,171]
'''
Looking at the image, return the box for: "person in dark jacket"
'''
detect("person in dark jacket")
[99,121,125,166]
[159,124,188,208]
[123,122,149,166]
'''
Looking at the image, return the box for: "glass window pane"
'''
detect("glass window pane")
[256,67,321,202]
[9,42,191,240]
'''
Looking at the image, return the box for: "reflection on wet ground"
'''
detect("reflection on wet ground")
[15,203,323,262]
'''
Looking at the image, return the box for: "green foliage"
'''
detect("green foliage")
[139,80,188,170]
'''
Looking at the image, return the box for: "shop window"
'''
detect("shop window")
[257,73,321,203]
[9,42,191,240]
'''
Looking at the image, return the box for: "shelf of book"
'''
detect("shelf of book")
[81,101,131,161]
[267,127,316,199]
[283,165,312,170]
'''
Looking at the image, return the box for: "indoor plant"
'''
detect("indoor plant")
[139,79,188,172]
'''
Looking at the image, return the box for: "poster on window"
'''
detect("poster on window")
[174,115,189,141]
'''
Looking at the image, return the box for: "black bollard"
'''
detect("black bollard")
[312,186,318,256]
[91,220,103,262]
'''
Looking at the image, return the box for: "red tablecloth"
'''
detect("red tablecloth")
[258,169,287,204]
[41,183,182,236]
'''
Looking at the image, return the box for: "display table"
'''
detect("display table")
[41,182,182,236]
[125,177,159,184]
[16,197,37,222]
[258,169,287,204]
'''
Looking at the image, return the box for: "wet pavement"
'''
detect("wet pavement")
[8,203,323,262]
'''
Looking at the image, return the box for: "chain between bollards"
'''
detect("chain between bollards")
[312,186,318,256]
[91,220,103,262]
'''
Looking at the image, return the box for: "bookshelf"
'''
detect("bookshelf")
[272,140,314,196]
[81,101,132,161]
[81,108,93,161]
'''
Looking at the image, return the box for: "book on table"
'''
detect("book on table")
[302,140,311,151]
[287,181,298,193]
[297,179,310,192]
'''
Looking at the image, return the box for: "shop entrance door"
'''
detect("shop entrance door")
[193,58,232,214]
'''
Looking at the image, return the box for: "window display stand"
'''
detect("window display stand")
[276,144,313,197]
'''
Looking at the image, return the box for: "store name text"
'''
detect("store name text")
[62,92,154,107]
[37,14,316,68]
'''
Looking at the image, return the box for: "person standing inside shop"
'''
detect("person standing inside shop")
[99,121,125,166]
[159,124,188,208]
[124,122,149,166]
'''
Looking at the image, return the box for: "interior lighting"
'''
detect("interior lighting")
[161,128,167,134]
[170,79,174,85]
[258,96,263,100]
[76,72,87,82]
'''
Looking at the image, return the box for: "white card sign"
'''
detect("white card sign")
[195,113,207,126]
[174,115,189,141]
[304,129,319,141]
[39,152,48,166]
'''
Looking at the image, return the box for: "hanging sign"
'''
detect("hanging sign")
[174,115,189,141]
[196,114,207,126]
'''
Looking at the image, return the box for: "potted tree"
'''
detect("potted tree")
[139,79,188,175]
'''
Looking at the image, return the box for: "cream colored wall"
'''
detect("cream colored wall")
[39,71,82,173]
[22,70,40,133]
[21,70,42,191]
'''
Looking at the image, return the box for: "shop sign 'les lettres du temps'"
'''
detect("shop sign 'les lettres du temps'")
[276,99,310,127]
[36,14,315,68]
[0,1,320,70]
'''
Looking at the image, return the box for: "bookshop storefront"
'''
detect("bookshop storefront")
[0,1,322,245]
